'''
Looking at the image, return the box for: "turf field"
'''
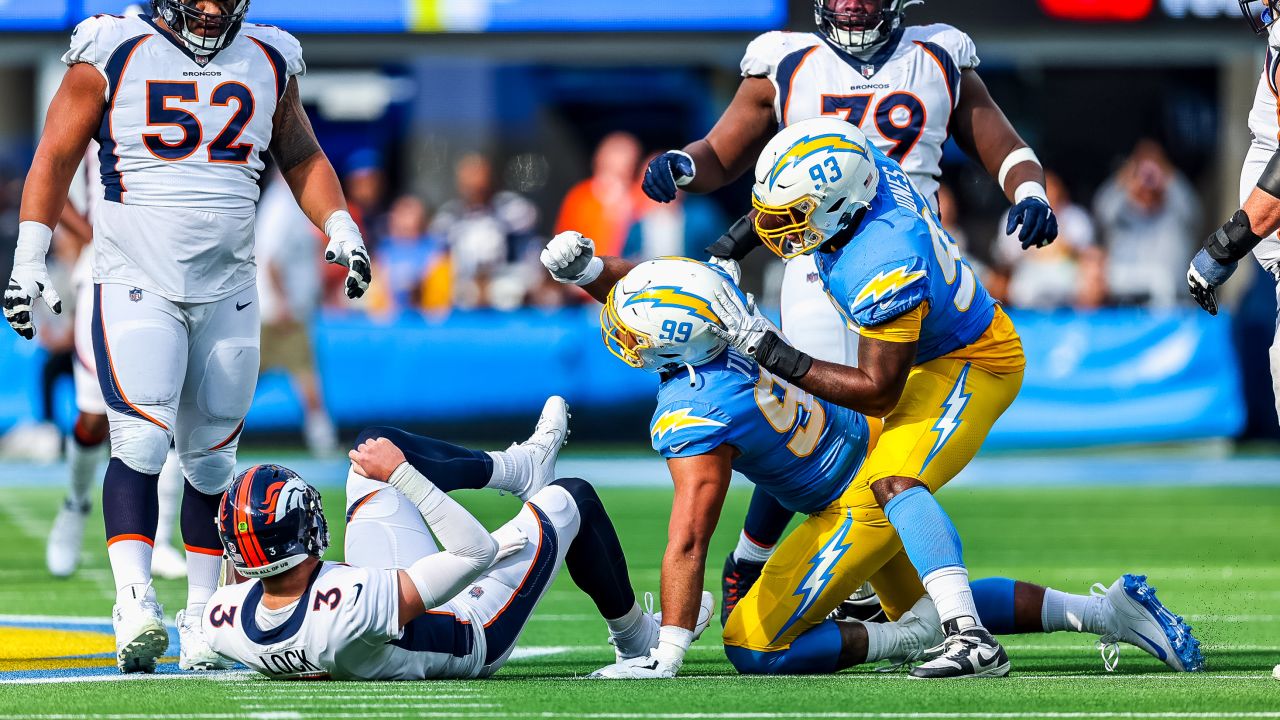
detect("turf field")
[0,456,1277,719]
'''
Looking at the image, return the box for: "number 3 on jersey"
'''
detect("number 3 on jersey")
[144,81,255,164]
[822,92,925,163]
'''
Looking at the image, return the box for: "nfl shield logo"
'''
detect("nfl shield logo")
[129,288,143,303]
[861,64,876,79]
[468,586,484,599]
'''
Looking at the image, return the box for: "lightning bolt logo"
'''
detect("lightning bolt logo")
[922,363,972,473]
[772,511,855,643]
[624,287,720,325]
[651,408,726,442]
[853,266,927,307]
[766,133,867,189]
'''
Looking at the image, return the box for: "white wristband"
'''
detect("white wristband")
[16,221,54,262]
[324,210,361,240]
[997,147,1041,190]
[575,256,604,287]
[671,150,696,188]
[1014,181,1048,204]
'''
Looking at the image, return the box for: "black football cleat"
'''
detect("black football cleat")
[721,553,764,627]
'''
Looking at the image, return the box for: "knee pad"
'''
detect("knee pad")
[197,337,260,421]
[108,417,173,475]
[180,449,236,494]
[550,477,600,509]
[529,483,581,538]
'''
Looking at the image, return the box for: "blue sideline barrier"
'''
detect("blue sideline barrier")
[0,307,1245,449]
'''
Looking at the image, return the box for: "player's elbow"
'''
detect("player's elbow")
[859,388,901,419]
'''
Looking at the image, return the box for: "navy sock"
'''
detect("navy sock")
[742,486,794,552]
[971,577,1017,635]
[552,478,636,620]
[180,480,223,554]
[102,457,158,543]
[883,485,965,578]
[354,426,493,492]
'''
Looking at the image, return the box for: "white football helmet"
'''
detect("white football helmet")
[815,0,922,55]
[602,258,733,373]
[751,117,879,259]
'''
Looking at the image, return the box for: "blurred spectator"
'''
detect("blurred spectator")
[367,195,451,314]
[992,172,1106,309]
[344,148,389,247]
[622,153,727,261]
[255,172,338,456]
[431,153,540,310]
[555,132,642,257]
[1093,140,1201,308]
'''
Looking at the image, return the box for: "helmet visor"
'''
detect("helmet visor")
[751,192,824,259]
[601,292,650,368]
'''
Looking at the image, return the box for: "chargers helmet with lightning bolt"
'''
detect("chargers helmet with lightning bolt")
[602,258,740,373]
[151,0,250,57]
[217,464,329,578]
[814,0,923,55]
[752,117,880,259]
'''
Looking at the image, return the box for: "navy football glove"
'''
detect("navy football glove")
[1187,248,1237,316]
[642,151,696,203]
[1006,197,1059,250]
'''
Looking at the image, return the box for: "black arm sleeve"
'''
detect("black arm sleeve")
[1206,210,1263,264]
[705,214,762,261]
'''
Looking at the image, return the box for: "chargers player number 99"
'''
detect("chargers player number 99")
[143,81,255,164]
[659,320,694,343]
[822,92,926,163]
[754,369,826,458]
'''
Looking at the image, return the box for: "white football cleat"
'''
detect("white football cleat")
[46,499,90,578]
[511,396,570,501]
[1096,574,1204,672]
[112,586,168,673]
[610,591,714,662]
[151,544,188,581]
[176,609,234,671]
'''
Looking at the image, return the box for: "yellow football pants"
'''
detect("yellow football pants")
[723,357,1022,655]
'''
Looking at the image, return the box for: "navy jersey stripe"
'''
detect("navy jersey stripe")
[391,611,475,658]
[480,504,559,666]
[914,41,961,109]
[249,36,288,101]
[96,34,150,203]
[241,562,325,645]
[776,45,819,129]
[90,284,147,422]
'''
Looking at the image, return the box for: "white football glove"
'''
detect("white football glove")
[589,652,681,680]
[709,281,777,358]
[4,222,62,340]
[324,211,372,300]
[706,256,741,285]
[541,231,603,286]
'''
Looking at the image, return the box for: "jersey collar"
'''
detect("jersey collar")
[821,26,905,80]
[241,562,325,645]
[142,15,226,67]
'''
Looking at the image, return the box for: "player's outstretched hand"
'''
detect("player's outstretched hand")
[323,211,372,299]
[349,437,407,482]
[641,150,696,203]
[588,653,681,680]
[709,282,775,358]
[1006,196,1059,250]
[4,223,62,340]
[1187,248,1236,316]
[541,231,603,286]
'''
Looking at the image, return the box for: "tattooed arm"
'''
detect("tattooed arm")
[270,78,347,229]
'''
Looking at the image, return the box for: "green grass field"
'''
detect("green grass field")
[0,479,1277,719]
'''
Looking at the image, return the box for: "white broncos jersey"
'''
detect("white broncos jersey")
[63,14,304,301]
[744,24,979,201]
[204,562,489,681]
[1248,47,1280,156]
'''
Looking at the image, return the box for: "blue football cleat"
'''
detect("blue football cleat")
[1096,574,1205,672]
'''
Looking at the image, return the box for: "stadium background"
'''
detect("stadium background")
[0,0,1271,452]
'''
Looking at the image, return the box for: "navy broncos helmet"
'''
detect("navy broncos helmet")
[217,464,329,578]
[151,0,250,58]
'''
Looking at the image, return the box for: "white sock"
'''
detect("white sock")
[861,619,896,663]
[922,566,980,630]
[108,539,154,592]
[116,582,156,606]
[67,435,106,507]
[605,601,646,636]
[732,531,774,565]
[186,550,223,613]
[862,595,940,663]
[484,450,523,494]
[1042,588,1110,635]
[155,450,182,549]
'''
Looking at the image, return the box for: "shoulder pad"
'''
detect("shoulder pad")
[907,23,979,71]
[650,402,733,458]
[741,31,821,78]
[847,257,929,327]
[244,23,306,77]
[64,14,145,70]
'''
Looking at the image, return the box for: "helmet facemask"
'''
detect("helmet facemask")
[751,193,826,259]
[814,0,916,55]
[152,0,250,57]
[602,292,654,369]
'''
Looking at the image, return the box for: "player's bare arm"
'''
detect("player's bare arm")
[4,63,105,338]
[793,335,916,417]
[950,70,1057,249]
[271,78,372,299]
[662,447,735,630]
